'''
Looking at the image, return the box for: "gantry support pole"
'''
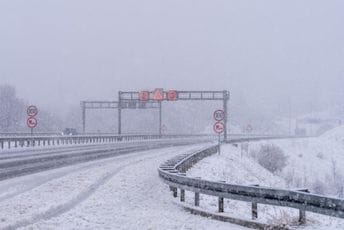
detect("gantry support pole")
[118,91,122,135]
[81,102,86,134]
[223,90,230,142]
[159,101,162,136]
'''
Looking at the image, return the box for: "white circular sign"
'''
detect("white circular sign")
[213,109,225,121]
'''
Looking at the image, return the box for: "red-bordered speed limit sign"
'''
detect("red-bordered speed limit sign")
[213,109,225,121]
[27,105,38,117]
[213,121,224,134]
[27,117,38,128]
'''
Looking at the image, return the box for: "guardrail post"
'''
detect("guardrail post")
[296,188,309,225]
[195,192,200,206]
[169,186,178,197]
[180,173,186,202]
[251,184,259,219]
[173,187,178,197]
[218,181,225,212]
[180,189,185,202]
[252,202,258,219]
[195,177,201,206]
[218,197,224,212]
[299,209,306,225]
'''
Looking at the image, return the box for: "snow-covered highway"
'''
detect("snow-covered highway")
[0,143,245,230]
[0,139,207,181]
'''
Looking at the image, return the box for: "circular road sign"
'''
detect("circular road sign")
[213,109,225,121]
[27,117,38,128]
[27,105,38,117]
[213,121,225,134]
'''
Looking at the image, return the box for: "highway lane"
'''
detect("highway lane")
[0,138,210,181]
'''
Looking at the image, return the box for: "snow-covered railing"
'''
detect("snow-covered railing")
[0,132,62,137]
[0,134,217,150]
[158,137,344,228]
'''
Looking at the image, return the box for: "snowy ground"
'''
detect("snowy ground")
[187,127,344,229]
[249,126,344,196]
[0,143,246,230]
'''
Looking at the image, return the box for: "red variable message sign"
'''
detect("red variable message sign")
[152,89,164,101]
[166,90,177,101]
[139,91,149,101]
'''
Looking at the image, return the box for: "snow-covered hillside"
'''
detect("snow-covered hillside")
[187,128,344,229]
[250,126,344,197]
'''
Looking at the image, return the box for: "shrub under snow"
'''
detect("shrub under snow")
[254,144,288,173]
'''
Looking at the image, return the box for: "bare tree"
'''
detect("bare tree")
[0,85,25,132]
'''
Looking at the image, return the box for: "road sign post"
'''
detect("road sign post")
[213,121,224,154]
[213,109,225,154]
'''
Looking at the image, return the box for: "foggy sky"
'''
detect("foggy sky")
[1,0,343,115]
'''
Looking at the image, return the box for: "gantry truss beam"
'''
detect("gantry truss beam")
[81,101,160,109]
[119,90,229,101]
[80,100,160,133]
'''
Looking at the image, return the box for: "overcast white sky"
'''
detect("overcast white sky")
[0,0,343,114]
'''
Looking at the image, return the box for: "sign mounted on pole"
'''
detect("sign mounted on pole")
[213,109,225,121]
[27,105,38,117]
[27,117,38,129]
[213,121,225,134]
[27,105,38,135]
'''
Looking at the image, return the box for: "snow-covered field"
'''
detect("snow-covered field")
[0,144,246,230]
[188,127,344,229]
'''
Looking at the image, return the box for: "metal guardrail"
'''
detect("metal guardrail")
[0,132,298,150]
[158,137,344,228]
[0,134,218,150]
[0,132,62,137]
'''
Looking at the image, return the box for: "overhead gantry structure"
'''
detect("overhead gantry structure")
[81,89,230,140]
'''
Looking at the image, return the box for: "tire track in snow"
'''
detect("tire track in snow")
[0,141,197,203]
[0,146,189,230]
[0,149,150,202]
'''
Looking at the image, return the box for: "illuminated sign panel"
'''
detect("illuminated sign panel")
[152,89,164,101]
[166,90,177,101]
[139,91,149,101]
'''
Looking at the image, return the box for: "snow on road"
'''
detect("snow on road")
[0,144,245,230]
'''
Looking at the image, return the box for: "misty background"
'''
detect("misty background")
[0,0,343,134]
